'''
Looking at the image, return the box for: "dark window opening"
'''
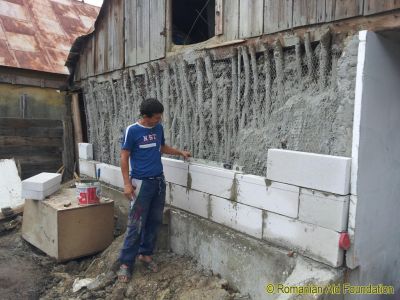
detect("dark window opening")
[172,0,215,45]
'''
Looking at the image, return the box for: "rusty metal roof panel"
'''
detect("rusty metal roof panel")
[0,0,100,74]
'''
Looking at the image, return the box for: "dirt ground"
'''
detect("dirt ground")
[0,222,54,300]
[0,219,246,300]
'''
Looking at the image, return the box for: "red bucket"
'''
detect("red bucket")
[76,181,101,205]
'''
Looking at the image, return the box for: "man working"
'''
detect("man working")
[117,98,190,282]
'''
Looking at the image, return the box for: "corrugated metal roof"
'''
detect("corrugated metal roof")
[0,0,99,74]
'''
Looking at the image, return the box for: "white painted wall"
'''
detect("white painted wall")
[347,31,400,298]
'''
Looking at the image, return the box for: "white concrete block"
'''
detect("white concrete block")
[189,164,238,199]
[22,183,60,201]
[96,164,123,189]
[266,149,351,195]
[162,157,188,187]
[79,159,98,178]
[299,189,349,232]
[22,173,62,192]
[187,189,210,219]
[263,212,343,267]
[168,183,210,219]
[168,184,188,211]
[210,195,263,239]
[346,195,359,269]
[78,143,93,160]
[237,174,299,218]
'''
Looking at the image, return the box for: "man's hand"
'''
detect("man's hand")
[180,151,191,160]
[161,145,192,159]
[124,183,136,200]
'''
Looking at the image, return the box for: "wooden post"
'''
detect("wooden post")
[71,93,83,167]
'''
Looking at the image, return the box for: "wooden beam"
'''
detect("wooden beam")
[71,93,83,167]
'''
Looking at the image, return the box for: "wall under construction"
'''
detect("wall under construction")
[81,33,358,175]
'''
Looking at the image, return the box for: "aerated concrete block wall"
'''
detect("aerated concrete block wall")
[79,148,351,268]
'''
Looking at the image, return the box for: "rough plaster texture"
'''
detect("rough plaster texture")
[81,34,358,176]
[346,31,400,299]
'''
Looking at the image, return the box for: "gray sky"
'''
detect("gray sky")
[83,0,103,7]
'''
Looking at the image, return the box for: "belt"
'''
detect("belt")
[135,173,164,180]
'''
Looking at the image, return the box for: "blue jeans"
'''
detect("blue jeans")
[119,176,166,269]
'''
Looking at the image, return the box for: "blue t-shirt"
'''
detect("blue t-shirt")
[121,122,165,179]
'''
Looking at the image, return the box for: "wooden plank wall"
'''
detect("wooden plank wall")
[264,0,293,34]
[364,0,400,15]
[125,0,137,67]
[75,0,400,79]
[0,118,64,180]
[136,0,151,64]
[224,0,240,40]
[150,0,166,61]
[239,0,264,38]
[76,0,124,79]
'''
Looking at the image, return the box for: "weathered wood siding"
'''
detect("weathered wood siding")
[364,0,400,15]
[0,118,64,179]
[75,0,124,80]
[150,0,166,61]
[223,0,240,40]
[75,0,400,80]
[240,0,264,38]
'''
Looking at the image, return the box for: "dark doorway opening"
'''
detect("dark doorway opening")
[172,0,215,45]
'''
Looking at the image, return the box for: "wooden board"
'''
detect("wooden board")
[125,0,137,67]
[364,0,400,15]
[136,0,150,64]
[58,203,114,261]
[0,136,63,147]
[110,0,124,71]
[240,0,264,38]
[293,0,318,27]
[215,0,224,36]
[0,204,24,221]
[86,38,95,78]
[0,118,64,180]
[264,0,293,34]
[317,0,328,23]
[0,127,63,137]
[327,0,363,21]
[150,0,166,60]
[0,118,63,128]
[0,146,62,157]
[94,18,106,75]
[223,0,239,41]
[22,199,59,258]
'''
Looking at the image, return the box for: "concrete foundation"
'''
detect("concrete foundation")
[170,209,344,300]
